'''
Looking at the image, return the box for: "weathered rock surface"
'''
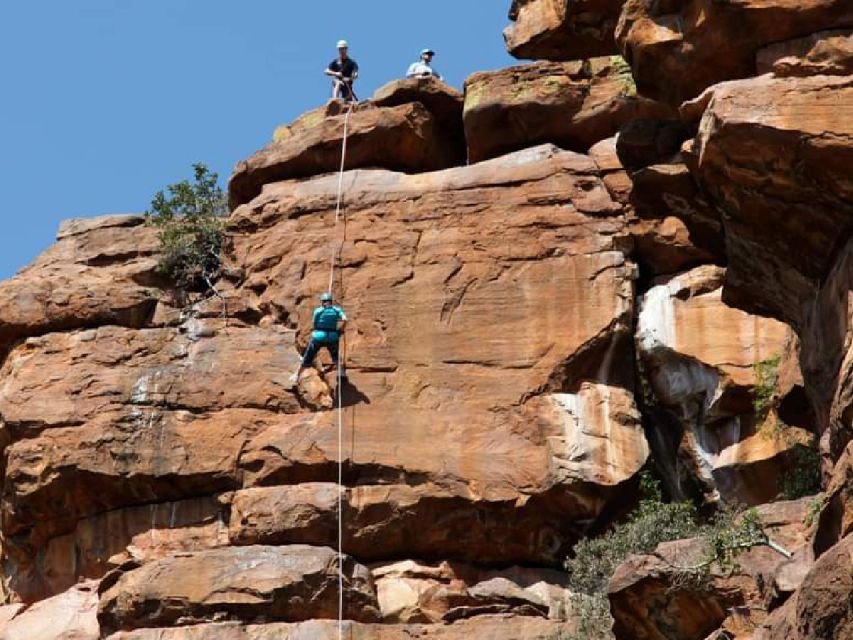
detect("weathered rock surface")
[0,321,312,600]
[588,137,718,276]
[105,616,573,639]
[637,265,808,504]
[230,101,464,209]
[97,545,380,633]
[228,145,648,561]
[688,73,853,329]
[615,0,853,104]
[0,215,159,356]
[8,495,228,604]
[463,58,671,163]
[504,0,624,60]
[4,4,853,632]
[1,580,100,640]
[229,482,584,565]
[757,29,853,77]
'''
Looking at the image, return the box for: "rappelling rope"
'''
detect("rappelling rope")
[328,100,353,640]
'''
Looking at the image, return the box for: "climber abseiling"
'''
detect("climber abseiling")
[325,39,359,101]
[291,292,348,383]
[406,48,441,80]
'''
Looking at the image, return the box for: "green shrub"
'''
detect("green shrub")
[146,163,227,295]
[804,493,827,528]
[780,442,821,500]
[562,472,774,639]
[753,355,781,420]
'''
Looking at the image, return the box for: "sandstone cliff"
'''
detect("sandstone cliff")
[1,6,852,640]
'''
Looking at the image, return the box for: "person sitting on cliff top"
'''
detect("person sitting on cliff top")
[291,292,348,384]
[406,48,441,80]
[325,40,359,101]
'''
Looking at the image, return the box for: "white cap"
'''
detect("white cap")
[421,48,435,56]
[337,40,349,49]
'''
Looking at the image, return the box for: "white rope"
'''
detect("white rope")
[329,101,353,640]
[329,105,353,295]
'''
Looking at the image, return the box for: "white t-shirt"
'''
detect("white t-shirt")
[406,62,441,79]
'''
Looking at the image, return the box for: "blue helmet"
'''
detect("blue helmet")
[320,292,333,302]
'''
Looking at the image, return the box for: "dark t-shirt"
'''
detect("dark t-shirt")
[328,58,359,78]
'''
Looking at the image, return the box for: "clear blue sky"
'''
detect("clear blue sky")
[0,1,515,280]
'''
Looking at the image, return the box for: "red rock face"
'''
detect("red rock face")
[615,0,853,104]
[3,8,853,637]
[689,73,853,328]
[229,100,465,209]
[0,215,160,357]
[463,58,672,163]
[504,0,626,60]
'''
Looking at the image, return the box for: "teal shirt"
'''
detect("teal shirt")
[312,305,346,342]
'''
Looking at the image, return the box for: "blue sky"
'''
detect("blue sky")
[0,1,515,280]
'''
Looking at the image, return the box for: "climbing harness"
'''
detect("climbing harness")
[328,100,354,640]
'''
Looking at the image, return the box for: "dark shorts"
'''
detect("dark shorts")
[301,338,340,367]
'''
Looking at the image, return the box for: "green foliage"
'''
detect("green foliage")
[610,55,637,95]
[780,442,822,500]
[146,163,227,293]
[804,493,828,528]
[562,472,773,639]
[564,472,703,639]
[753,355,781,420]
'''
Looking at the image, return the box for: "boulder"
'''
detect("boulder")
[504,0,625,60]
[757,29,853,77]
[370,76,463,133]
[609,499,814,640]
[229,101,464,209]
[97,545,380,633]
[629,162,725,264]
[228,145,649,561]
[2,581,100,640]
[687,73,853,329]
[0,214,159,356]
[463,58,672,163]
[637,265,808,504]
[371,560,568,624]
[587,137,718,276]
[755,533,853,640]
[615,0,853,104]
[104,616,573,639]
[609,538,742,640]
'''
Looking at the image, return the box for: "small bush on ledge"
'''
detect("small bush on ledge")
[146,163,227,299]
[562,472,777,639]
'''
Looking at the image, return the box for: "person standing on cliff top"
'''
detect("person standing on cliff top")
[325,40,359,101]
[406,49,441,80]
[291,292,348,383]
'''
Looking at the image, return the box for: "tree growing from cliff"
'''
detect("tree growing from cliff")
[146,163,227,309]
[562,472,782,639]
